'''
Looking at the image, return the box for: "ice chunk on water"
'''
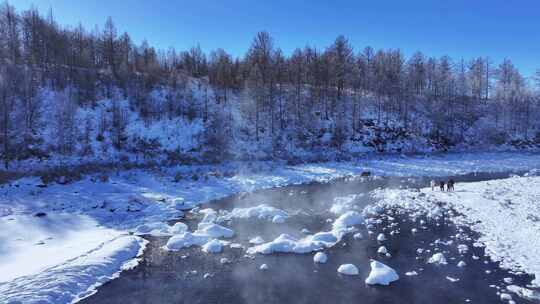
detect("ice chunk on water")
[377,246,388,255]
[365,260,399,285]
[272,214,286,224]
[202,239,222,253]
[165,232,209,251]
[338,264,359,275]
[249,236,265,245]
[428,253,448,265]
[314,252,328,264]
[196,223,234,238]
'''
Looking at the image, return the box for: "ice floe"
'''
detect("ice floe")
[365,260,399,285]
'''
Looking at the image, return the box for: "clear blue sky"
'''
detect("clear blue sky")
[10,0,540,76]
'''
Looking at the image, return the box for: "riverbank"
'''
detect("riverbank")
[1,152,540,303]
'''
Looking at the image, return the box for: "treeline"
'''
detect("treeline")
[1,1,540,168]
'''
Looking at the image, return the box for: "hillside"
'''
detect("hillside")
[0,3,539,174]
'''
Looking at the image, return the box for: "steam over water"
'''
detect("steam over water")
[82,171,539,304]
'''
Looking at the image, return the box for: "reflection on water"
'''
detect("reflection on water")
[82,171,539,304]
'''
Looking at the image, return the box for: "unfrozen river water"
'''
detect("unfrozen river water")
[82,171,539,304]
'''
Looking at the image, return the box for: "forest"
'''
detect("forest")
[1,1,540,169]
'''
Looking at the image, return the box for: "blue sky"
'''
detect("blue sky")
[11,0,540,76]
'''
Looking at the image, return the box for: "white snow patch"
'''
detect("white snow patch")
[0,235,146,304]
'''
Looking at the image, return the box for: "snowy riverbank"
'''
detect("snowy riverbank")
[373,174,540,288]
[1,152,540,303]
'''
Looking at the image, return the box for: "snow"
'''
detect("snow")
[259,264,269,271]
[272,214,286,224]
[314,252,328,264]
[164,232,209,251]
[377,233,387,242]
[0,235,146,304]
[500,293,513,301]
[219,204,288,222]
[134,221,187,236]
[249,236,265,245]
[405,271,418,276]
[374,175,540,286]
[202,239,223,253]
[338,264,359,275]
[506,285,540,301]
[196,222,235,238]
[247,211,362,255]
[365,260,399,285]
[457,261,467,267]
[3,152,540,301]
[377,246,388,255]
[428,253,448,265]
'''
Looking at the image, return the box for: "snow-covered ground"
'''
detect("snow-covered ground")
[373,174,540,288]
[2,152,540,303]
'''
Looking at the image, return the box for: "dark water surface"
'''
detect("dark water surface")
[82,171,539,304]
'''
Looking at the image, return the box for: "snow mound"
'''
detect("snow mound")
[164,232,209,251]
[199,208,218,223]
[247,211,362,255]
[428,253,448,265]
[164,222,234,251]
[365,260,399,285]
[353,232,363,239]
[272,214,286,224]
[169,222,189,234]
[220,204,288,222]
[377,246,388,255]
[259,264,269,271]
[196,223,234,238]
[249,236,265,245]
[202,239,223,253]
[314,252,328,264]
[133,222,172,236]
[338,264,359,275]
[377,233,387,242]
[457,261,467,267]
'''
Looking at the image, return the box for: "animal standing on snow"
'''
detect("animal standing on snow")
[447,179,455,191]
[439,181,445,191]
